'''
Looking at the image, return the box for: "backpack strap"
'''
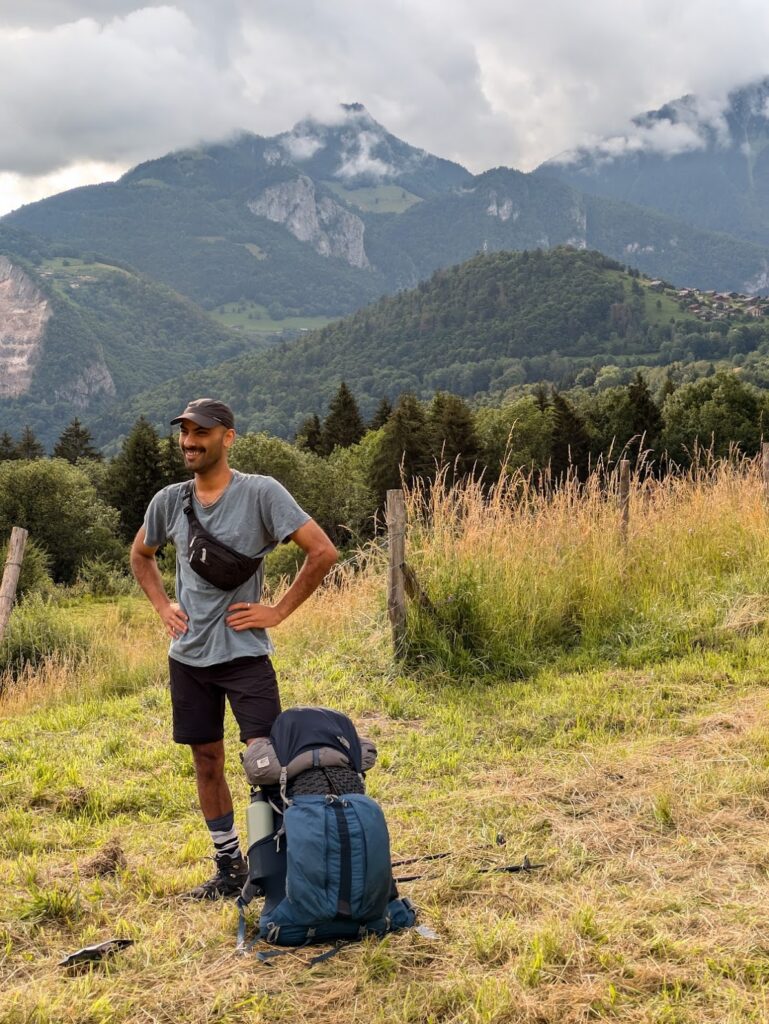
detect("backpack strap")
[328,796,353,919]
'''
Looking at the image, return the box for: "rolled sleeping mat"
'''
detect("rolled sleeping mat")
[243,736,378,786]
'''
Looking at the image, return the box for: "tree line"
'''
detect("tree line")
[2,369,768,589]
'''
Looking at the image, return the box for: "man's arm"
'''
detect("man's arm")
[130,527,189,640]
[225,519,337,631]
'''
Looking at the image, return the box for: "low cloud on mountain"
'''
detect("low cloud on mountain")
[3,0,769,212]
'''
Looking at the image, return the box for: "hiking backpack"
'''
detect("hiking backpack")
[237,706,416,954]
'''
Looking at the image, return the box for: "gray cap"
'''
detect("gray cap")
[170,398,235,430]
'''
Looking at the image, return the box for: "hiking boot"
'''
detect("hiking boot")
[184,852,249,900]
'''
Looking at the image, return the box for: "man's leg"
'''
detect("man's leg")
[168,657,248,900]
[190,740,232,819]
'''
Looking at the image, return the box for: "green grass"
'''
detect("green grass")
[324,182,423,214]
[6,466,769,1021]
[208,301,335,338]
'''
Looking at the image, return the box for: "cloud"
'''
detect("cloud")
[0,6,249,176]
[334,130,397,180]
[3,0,769,200]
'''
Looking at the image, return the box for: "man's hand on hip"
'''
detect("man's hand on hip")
[226,602,283,630]
[161,602,189,639]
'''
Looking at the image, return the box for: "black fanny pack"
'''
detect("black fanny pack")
[182,483,263,591]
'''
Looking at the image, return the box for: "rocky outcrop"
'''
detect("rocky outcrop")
[486,191,519,222]
[54,357,116,408]
[0,256,51,398]
[248,176,370,269]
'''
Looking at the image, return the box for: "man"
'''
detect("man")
[130,398,337,899]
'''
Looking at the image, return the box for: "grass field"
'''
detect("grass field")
[324,182,423,214]
[208,302,335,339]
[5,464,769,1022]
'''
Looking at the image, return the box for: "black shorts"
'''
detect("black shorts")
[168,655,281,745]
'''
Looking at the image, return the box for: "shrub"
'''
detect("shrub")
[74,558,137,598]
[0,538,53,598]
[0,594,94,681]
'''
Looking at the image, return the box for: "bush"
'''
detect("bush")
[0,460,122,583]
[0,594,94,680]
[0,538,53,598]
[74,558,137,598]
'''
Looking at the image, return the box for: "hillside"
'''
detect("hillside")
[0,228,254,446]
[538,77,769,250]
[6,105,769,328]
[96,246,760,441]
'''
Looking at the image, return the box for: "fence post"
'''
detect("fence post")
[386,489,407,656]
[0,527,28,644]
[619,459,631,542]
[762,442,769,501]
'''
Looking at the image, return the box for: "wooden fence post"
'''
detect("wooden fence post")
[762,442,769,501]
[386,489,407,656]
[0,527,28,643]
[619,459,631,542]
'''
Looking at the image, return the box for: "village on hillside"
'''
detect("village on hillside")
[648,279,769,322]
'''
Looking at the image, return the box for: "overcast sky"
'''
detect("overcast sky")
[2,0,769,215]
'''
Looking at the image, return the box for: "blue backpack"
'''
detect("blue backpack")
[238,708,416,958]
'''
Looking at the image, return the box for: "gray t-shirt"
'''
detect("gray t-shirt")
[143,470,310,667]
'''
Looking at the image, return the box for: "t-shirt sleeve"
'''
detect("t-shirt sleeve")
[142,488,169,548]
[257,477,311,545]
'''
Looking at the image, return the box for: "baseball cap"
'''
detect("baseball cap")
[170,398,235,430]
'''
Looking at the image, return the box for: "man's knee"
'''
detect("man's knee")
[190,741,225,782]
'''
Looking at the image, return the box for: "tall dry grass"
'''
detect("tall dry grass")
[402,454,769,676]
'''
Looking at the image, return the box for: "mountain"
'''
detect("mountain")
[0,227,253,446]
[537,78,769,249]
[6,104,769,326]
[94,247,769,442]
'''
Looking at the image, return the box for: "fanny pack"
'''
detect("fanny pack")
[182,483,263,590]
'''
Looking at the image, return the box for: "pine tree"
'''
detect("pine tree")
[428,392,482,480]
[321,382,365,453]
[295,414,324,455]
[0,432,18,461]
[53,418,102,463]
[369,397,393,431]
[16,425,45,460]
[533,382,550,413]
[105,417,163,540]
[369,394,433,502]
[626,372,662,451]
[159,431,187,488]
[550,391,590,481]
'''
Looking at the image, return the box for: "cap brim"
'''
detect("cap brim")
[170,412,223,428]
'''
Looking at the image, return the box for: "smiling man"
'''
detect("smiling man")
[130,398,337,899]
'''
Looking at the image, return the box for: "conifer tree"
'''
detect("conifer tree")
[16,425,45,460]
[0,432,18,461]
[321,382,365,453]
[53,418,102,463]
[369,394,432,502]
[533,382,550,413]
[159,431,187,488]
[105,417,163,540]
[428,392,482,479]
[549,391,590,481]
[626,372,662,450]
[369,397,393,431]
[295,414,324,455]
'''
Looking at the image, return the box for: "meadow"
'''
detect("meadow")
[4,460,769,1022]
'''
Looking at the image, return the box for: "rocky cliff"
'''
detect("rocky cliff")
[248,176,370,269]
[0,256,51,399]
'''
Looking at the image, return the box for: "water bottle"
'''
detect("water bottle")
[246,788,273,850]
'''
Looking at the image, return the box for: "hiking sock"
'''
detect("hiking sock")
[206,810,242,861]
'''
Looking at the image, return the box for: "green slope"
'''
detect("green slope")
[92,248,722,441]
[0,229,257,447]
